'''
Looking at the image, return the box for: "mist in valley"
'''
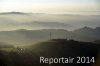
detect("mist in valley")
[0,13,100,31]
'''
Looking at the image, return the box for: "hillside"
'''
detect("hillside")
[0,29,69,44]
[0,39,99,66]
[29,39,100,66]
[0,42,13,48]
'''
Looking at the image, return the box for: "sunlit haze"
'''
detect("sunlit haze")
[0,0,99,15]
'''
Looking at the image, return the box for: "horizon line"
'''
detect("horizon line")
[0,11,100,15]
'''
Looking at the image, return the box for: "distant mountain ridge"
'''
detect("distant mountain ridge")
[0,27,99,44]
[73,26,100,35]
[70,26,100,42]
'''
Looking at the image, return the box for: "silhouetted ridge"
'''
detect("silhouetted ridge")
[95,27,100,31]
[15,29,28,31]
[0,12,27,15]
[74,26,93,32]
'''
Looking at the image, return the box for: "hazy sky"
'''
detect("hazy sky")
[0,0,99,14]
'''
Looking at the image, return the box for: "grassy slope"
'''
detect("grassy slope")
[0,39,100,66]
[28,39,100,66]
